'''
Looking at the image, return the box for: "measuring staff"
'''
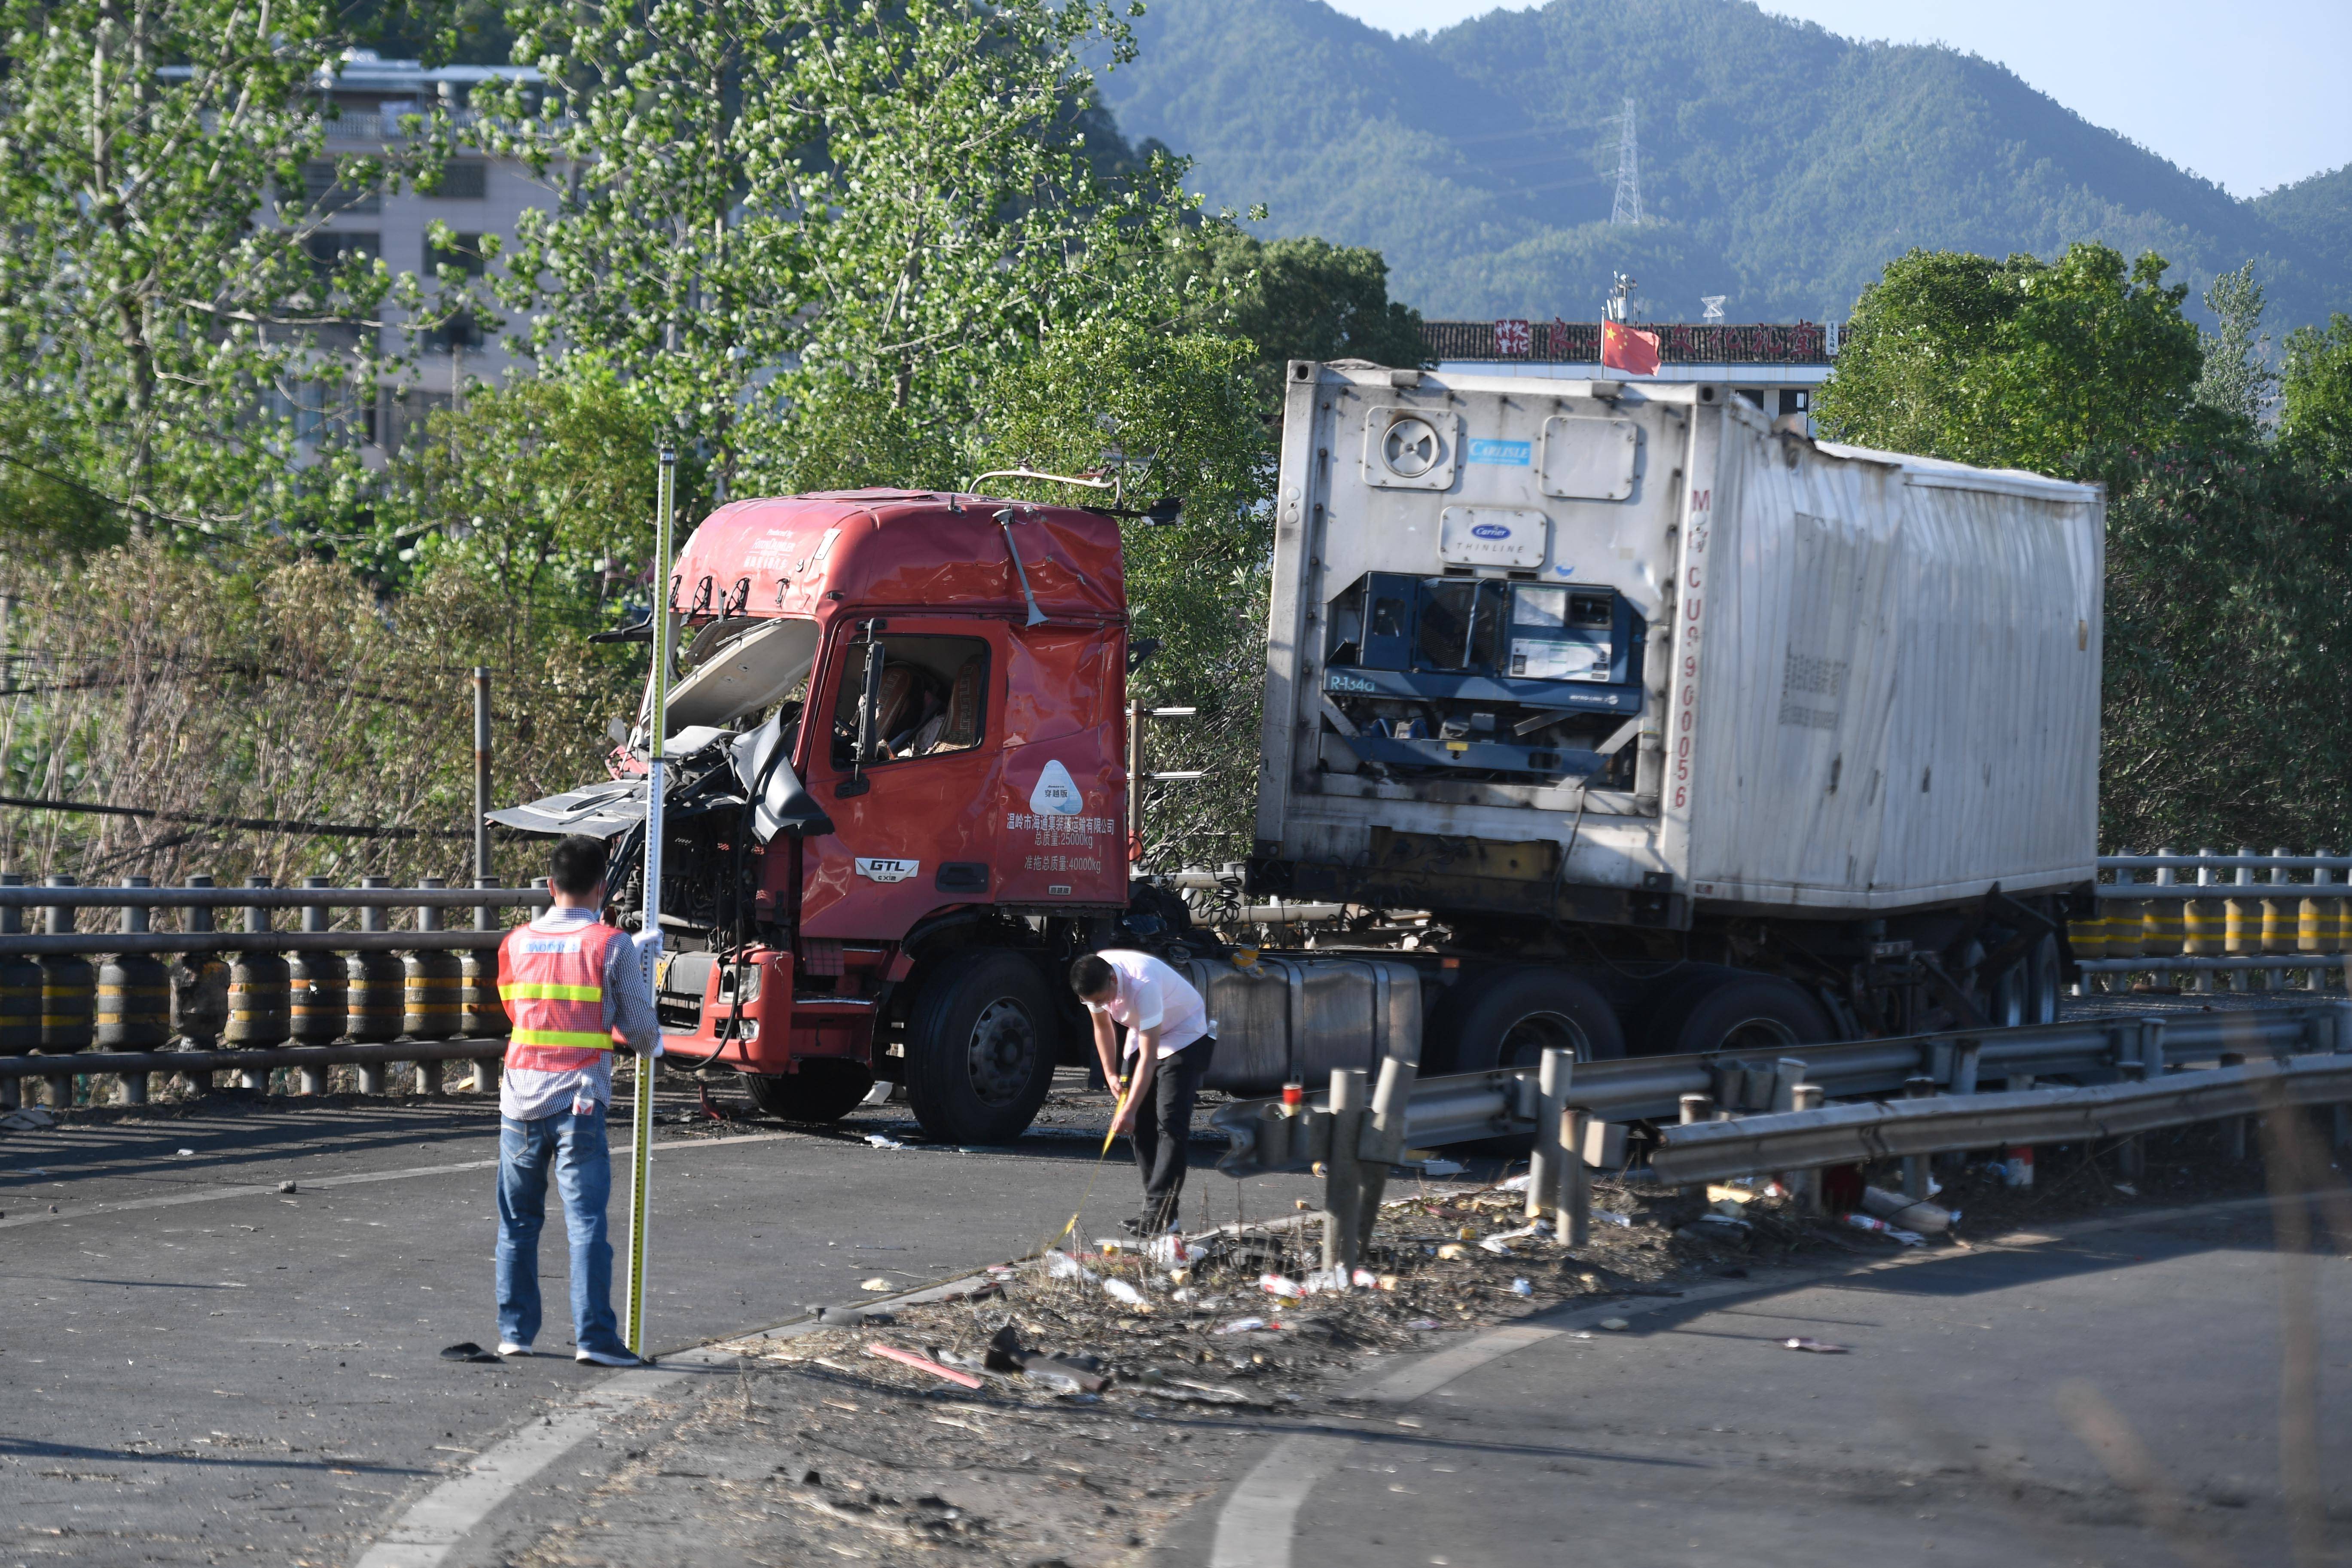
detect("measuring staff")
[491,833,660,1366]
[1072,949,1217,1237]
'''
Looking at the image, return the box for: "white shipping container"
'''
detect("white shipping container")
[1257,362,2103,922]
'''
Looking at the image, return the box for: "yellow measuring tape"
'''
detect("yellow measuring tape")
[1040,1076,1129,1256]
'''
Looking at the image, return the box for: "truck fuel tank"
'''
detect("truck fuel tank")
[1174,953,1420,1098]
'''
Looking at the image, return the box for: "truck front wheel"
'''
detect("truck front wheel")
[742,1062,874,1124]
[903,949,1057,1144]
[1431,968,1626,1074]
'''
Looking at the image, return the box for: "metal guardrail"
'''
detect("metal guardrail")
[0,875,553,1109]
[1210,1001,2351,1177]
[1647,1054,2352,1185]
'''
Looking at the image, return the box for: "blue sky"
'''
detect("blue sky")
[1321,0,2351,198]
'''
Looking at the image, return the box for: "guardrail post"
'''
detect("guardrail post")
[2219,1052,2248,1160]
[1321,1067,1367,1272]
[1560,1102,1592,1248]
[1528,1048,1573,1224]
[2189,848,2218,993]
[1773,1056,1809,1112]
[353,877,394,1093]
[407,878,449,1095]
[1354,1051,1417,1255]
[2264,848,2291,992]
[2117,1017,2165,1181]
[1677,1093,1711,1198]
[0,872,24,1110]
[40,875,89,1107]
[2226,848,2255,994]
[1902,1074,1937,1199]
[2152,847,2179,988]
[1789,1083,1825,1215]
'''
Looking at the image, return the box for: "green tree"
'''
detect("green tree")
[1815,243,2203,476]
[2193,261,2277,427]
[0,0,467,541]
[481,0,1215,500]
[2280,314,2352,479]
[1192,232,1428,403]
[393,374,680,639]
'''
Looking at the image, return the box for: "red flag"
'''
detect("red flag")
[1601,319,1661,376]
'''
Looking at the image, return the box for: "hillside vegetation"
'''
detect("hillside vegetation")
[1095,0,2352,327]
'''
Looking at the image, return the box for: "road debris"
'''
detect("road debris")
[865,1341,983,1389]
[864,1132,906,1149]
[1783,1336,1849,1354]
[1860,1186,1955,1232]
[1598,1317,1631,1331]
[0,1105,58,1132]
[858,1276,894,1291]
[438,1341,501,1363]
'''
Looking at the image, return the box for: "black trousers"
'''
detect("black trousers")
[1130,1037,1212,1226]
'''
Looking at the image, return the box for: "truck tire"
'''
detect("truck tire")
[902,948,1057,1144]
[1643,971,1835,1056]
[1431,967,1626,1074]
[741,1062,873,1124]
[1991,932,2063,1027]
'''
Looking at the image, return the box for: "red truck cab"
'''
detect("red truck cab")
[635,491,1137,1143]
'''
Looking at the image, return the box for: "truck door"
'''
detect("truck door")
[800,618,1006,938]
[994,624,1128,909]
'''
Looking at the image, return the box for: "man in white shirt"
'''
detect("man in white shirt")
[1071,949,1215,1235]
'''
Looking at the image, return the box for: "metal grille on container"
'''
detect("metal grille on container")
[346,952,404,1042]
[96,954,171,1048]
[404,950,463,1039]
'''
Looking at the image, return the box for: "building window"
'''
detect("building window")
[302,161,381,216]
[1778,389,1810,416]
[265,380,373,444]
[427,233,487,278]
[304,232,381,277]
[428,161,488,200]
[424,309,484,352]
[383,389,454,454]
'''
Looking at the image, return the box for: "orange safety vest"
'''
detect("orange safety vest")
[497,919,625,1074]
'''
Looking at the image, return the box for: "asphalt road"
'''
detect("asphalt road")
[0,1074,1324,1566]
[1166,1198,2352,1567]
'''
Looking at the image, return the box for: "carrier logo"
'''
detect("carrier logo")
[854,857,920,884]
[1470,523,1513,540]
[1028,758,1084,816]
[1467,438,1532,466]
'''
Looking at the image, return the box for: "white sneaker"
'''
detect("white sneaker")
[575,1346,649,1368]
[497,1342,533,1357]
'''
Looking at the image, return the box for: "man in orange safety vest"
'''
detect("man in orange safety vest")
[492,833,659,1366]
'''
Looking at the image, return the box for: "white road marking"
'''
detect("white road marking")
[0,1131,807,1231]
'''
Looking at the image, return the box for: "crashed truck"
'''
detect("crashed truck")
[495,361,2106,1146]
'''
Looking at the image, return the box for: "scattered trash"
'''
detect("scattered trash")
[1258,1273,1304,1299]
[1170,1287,1196,1303]
[810,1305,895,1328]
[1101,1278,1147,1307]
[2002,1147,2035,1188]
[1860,1186,1954,1233]
[864,1133,905,1150]
[1598,1317,1630,1332]
[982,1325,1110,1391]
[1706,1184,1754,1205]
[177,1147,195,1156]
[1214,1317,1266,1335]
[1420,1159,1466,1177]
[1510,1278,1533,1296]
[438,1341,500,1364]
[1434,1242,1471,1261]
[1571,1330,1593,1340]
[858,1277,894,1292]
[932,1278,1003,1304]
[1488,1221,1552,1243]
[858,1081,894,1107]
[278,1181,298,1195]
[1043,1251,1098,1283]
[2114,1181,2138,1197]
[1403,1318,1441,1330]
[1593,1210,1633,1228]
[1146,1234,1209,1268]
[1784,1337,1849,1354]
[0,1106,57,1131]
[1352,1267,1381,1289]
[1497,1172,1532,1192]
[1477,1237,1514,1256]
[865,1341,983,1390]
[1842,1214,1925,1246]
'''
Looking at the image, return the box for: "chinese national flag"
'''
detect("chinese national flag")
[1601,319,1661,376]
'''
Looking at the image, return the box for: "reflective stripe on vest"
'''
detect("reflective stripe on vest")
[498,921,622,1074]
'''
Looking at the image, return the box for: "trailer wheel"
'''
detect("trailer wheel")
[1431,968,1626,1074]
[902,948,1056,1144]
[1643,972,1835,1056]
[741,1062,873,1124]
[1991,931,2064,1027]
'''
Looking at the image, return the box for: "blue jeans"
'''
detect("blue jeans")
[495,1104,625,1355]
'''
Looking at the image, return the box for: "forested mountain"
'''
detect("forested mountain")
[1093,0,2352,328]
